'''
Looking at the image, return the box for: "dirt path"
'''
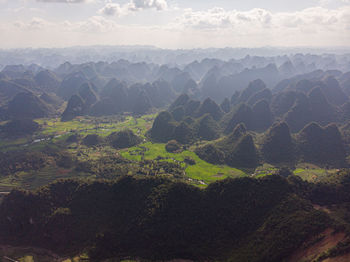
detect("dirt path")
[313,204,332,214]
[323,253,350,262]
[288,228,346,262]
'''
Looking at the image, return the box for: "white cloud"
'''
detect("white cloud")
[2,5,350,49]
[77,15,119,33]
[319,0,350,6]
[174,6,345,31]
[174,8,273,30]
[98,3,126,16]
[129,0,167,11]
[13,17,51,30]
[36,0,88,3]
[98,0,167,17]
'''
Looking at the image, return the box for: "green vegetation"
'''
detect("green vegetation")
[0,114,154,152]
[261,121,295,164]
[107,129,142,149]
[293,164,339,182]
[254,164,278,178]
[121,142,246,184]
[1,64,350,262]
[35,114,155,138]
[3,173,349,262]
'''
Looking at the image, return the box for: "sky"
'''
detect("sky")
[0,0,349,49]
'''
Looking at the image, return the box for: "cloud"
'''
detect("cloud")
[99,0,167,16]
[98,3,126,16]
[77,15,119,33]
[12,15,119,34]
[174,6,344,31]
[319,0,350,6]
[174,8,273,30]
[3,5,350,49]
[129,0,167,11]
[36,0,88,3]
[13,17,51,30]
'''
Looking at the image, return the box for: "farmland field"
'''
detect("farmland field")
[0,114,338,191]
[293,163,339,182]
[121,142,246,184]
[35,114,156,138]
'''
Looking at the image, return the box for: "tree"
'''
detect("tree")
[108,129,142,149]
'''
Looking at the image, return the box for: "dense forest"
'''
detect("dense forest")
[1,52,350,261]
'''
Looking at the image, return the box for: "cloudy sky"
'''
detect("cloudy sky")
[0,0,349,49]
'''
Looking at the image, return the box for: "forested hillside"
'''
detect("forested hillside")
[1,53,350,261]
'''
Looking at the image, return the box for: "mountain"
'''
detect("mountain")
[34,70,61,93]
[224,134,259,168]
[40,93,63,109]
[0,79,30,106]
[6,92,53,119]
[320,75,348,106]
[61,83,98,121]
[270,91,298,117]
[196,98,223,121]
[61,94,85,121]
[261,122,295,164]
[298,123,346,166]
[238,79,267,103]
[283,93,312,133]
[173,121,194,144]
[150,111,177,142]
[220,98,231,113]
[252,99,273,132]
[224,103,254,133]
[57,73,88,100]
[195,114,220,141]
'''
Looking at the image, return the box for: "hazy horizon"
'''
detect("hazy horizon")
[1,44,350,51]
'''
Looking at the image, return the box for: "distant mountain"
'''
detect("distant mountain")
[0,54,349,126]
[57,73,88,100]
[0,79,30,106]
[298,123,346,166]
[34,70,61,93]
[6,92,54,119]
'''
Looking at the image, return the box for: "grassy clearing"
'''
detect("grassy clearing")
[252,163,339,182]
[0,137,31,151]
[0,166,93,191]
[19,256,34,262]
[293,165,339,182]
[292,163,338,182]
[121,142,246,184]
[67,144,119,162]
[253,164,278,178]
